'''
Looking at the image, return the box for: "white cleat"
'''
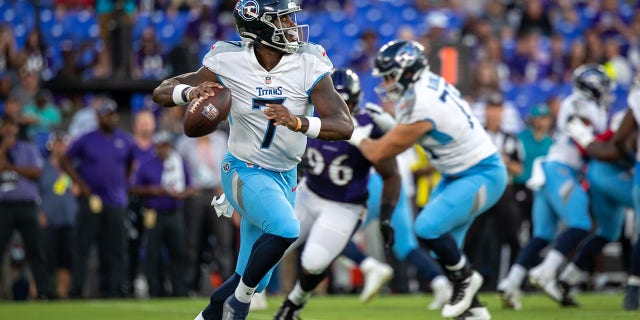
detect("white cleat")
[497,279,522,310]
[249,290,268,311]
[428,276,452,310]
[455,306,492,320]
[442,271,483,318]
[529,265,562,302]
[359,258,394,303]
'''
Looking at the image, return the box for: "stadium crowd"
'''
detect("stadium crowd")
[0,0,639,312]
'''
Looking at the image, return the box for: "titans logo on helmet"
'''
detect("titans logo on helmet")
[236,0,259,21]
[395,43,418,68]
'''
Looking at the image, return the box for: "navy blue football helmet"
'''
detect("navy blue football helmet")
[330,68,362,114]
[372,40,429,102]
[573,64,615,108]
[234,0,308,54]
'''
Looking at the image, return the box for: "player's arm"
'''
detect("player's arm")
[354,121,433,163]
[307,76,354,140]
[152,67,223,108]
[568,109,637,161]
[372,157,401,251]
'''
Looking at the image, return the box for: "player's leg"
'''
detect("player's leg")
[498,187,555,310]
[276,193,363,318]
[415,156,506,318]
[529,162,590,304]
[624,184,640,310]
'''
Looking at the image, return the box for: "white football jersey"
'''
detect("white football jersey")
[202,41,333,171]
[627,85,640,161]
[394,72,497,175]
[546,92,608,170]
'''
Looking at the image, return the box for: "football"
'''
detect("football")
[183,86,232,137]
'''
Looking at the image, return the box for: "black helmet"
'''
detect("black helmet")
[234,0,308,54]
[372,40,429,101]
[573,64,615,108]
[330,68,362,113]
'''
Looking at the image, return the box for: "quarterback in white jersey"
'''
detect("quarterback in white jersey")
[565,73,640,310]
[350,40,507,320]
[152,1,352,319]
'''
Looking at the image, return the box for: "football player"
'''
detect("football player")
[151,1,353,319]
[564,72,640,310]
[273,67,402,319]
[350,40,507,319]
[498,64,614,309]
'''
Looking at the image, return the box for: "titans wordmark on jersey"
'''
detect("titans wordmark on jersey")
[202,41,333,171]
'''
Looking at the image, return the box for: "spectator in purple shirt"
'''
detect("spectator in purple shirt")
[61,100,136,298]
[0,116,52,299]
[131,131,194,297]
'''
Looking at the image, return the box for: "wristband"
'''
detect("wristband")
[293,116,302,132]
[172,84,193,106]
[303,116,321,138]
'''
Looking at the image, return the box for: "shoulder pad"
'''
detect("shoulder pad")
[297,42,329,59]
[208,41,244,55]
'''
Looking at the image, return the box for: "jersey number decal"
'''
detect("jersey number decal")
[252,98,286,149]
[438,83,474,129]
[306,148,353,186]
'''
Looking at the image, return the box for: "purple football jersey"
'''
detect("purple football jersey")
[303,109,385,204]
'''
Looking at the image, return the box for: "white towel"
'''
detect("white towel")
[526,157,546,191]
[161,151,186,193]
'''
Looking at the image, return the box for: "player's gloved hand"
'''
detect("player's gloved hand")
[211,193,234,218]
[380,220,395,253]
[347,118,373,147]
[565,117,595,148]
[364,102,395,133]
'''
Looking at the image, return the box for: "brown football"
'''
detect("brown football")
[183,86,232,137]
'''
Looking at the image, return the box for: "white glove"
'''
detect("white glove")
[211,193,234,218]
[364,102,395,132]
[565,117,595,148]
[348,117,373,147]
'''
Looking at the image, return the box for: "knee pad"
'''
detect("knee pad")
[300,243,332,275]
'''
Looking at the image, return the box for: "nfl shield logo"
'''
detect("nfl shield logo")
[265,76,272,84]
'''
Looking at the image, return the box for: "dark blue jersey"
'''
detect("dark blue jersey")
[303,109,385,204]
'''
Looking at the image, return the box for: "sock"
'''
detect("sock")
[287,282,312,306]
[573,235,609,271]
[515,237,549,269]
[559,262,585,286]
[554,228,590,256]
[406,248,443,282]
[504,264,527,288]
[628,276,640,286]
[234,279,256,304]
[342,241,367,265]
[631,242,640,277]
[421,233,461,266]
[536,249,566,277]
[242,234,297,287]
[445,256,472,281]
[202,273,241,320]
[299,268,329,292]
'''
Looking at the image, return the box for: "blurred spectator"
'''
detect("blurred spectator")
[547,34,567,83]
[592,0,631,40]
[565,40,587,82]
[158,105,185,141]
[16,30,56,81]
[38,130,77,299]
[584,28,604,63]
[0,25,19,98]
[0,116,52,300]
[131,131,193,297]
[603,38,634,85]
[471,60,501,100]
[551,0,587,44]
[476,36,510,86]
[472,91,524,135]
[2,95,31,141]
[513,103,553,232]
[9,71,40,107]
[131,28,169,80]
[481,1,511,37]
[517,0,552,37]
[508,31,549,84]
[349,30,379,73]
[61,101,135,298]
[176,131,232,295]
[67,95,99,141]
[22,90,62,140]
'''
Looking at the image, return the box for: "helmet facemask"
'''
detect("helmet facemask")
[261,9,308,54]
[372,40,428,103]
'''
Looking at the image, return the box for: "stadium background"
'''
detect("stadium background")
[0,0,639,311]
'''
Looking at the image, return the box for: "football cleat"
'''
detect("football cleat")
[558,281,579,307]
[529,265,563,303]
[623,285,639,310]
[455,297,491,320]
[442,270,483,318]
[359,258,394,303]
[274,299,303,320]
[497,278,522,310]
[222,295,250,320]
[249,291,268,311]
[428,276,452,310]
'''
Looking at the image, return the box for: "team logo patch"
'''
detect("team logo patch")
[236,0,259,21]
[265,76,272,84]
[395,43,418,68]
[223,162,230,173]
[202,104,219,121]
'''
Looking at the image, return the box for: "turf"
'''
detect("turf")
[0,293,638,320]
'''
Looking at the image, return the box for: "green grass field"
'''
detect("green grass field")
[0,293,638,320]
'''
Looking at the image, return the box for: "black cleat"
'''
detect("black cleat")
[559,281,579,307]
[274,299,303,320]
